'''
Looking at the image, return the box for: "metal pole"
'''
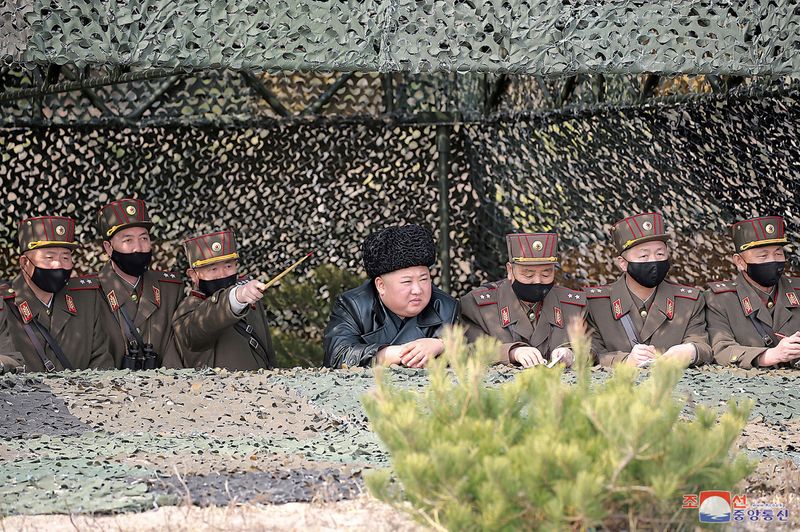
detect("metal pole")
[436,124,451,293]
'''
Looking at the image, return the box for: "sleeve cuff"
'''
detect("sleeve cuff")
[228,286,249,315]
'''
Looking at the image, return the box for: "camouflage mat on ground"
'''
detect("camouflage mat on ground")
[0,367,798,516]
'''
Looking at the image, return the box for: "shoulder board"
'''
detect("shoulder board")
[1,286,14,300]
[670,283,701,300]
[555,286,586,306]
[707,280,737,294]
[471,286,498,306]
[68,276,100,290]
[153,271,183,284]
[190,290,207,300]
[786,277,800,290]
[584,286,609,299]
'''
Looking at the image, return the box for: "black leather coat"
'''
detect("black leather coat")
[323,280,459,368]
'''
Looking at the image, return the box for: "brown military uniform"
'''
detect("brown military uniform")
[170,230,276,370]
[586,213,712,366]
[94,199,184,368]
[461,233,586,363]
[1,287,25,373]
[705,216,799,368]
[5,216,113,372]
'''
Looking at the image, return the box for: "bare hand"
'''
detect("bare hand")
[627,344,657,366]
[234,279,267,305]
[375,345,406,366]
[661,343,697,367]
[400,338,445,368]
[510,346,546,368]
[549,347,574,368]
[759,332,800,366]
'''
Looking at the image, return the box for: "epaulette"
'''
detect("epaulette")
[670,283,701,300]
[584,286,609,299]
[1,285,14,300]
[471,285,498,306]
[68,276,100,290]
[555,286,586,306]
[190,290,207,300]
[153,270,183,284]
[786,277,800,290]
[707,280,737,294]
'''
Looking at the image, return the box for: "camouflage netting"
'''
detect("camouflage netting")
[2,80,800,291]
[2,1,800,74]
[0,366,798,515]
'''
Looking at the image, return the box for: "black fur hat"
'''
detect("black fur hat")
[362,224,437,278]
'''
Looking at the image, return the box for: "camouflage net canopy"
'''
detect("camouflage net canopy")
[2,0,800,74]
[0,366,798,516]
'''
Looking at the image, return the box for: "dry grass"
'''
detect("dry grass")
[0,495,422,532]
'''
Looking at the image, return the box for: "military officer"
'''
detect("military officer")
[95,198,184,369]
[5,216,113,372]
[324,224,459,369]
[706,216,800,369]
[461,233,586,367]
[1,285,24,373]
[586,212,712,367]
[170,229,276,370]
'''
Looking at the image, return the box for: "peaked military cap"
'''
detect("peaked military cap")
[97,198,154,239]
[731,216,788,253]
[18,216,79,253]
[611,212,669,254]
[506,233,558,265]
[183,230,239,268]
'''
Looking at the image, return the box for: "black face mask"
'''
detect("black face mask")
[198,273,238,297]
[626,260,670,289]
[746,261,784,287]
[111,249,152,278]
[512,280,554,303]
[30,266,72,294]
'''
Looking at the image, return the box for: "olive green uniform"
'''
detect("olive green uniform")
[6,275,113,372]
[97,263,184,368]
[0,288,25,373]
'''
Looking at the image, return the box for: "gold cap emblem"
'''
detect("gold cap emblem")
[642,221,653,231]
[211,241,222,252]
[532,241,543,251]
[55,225,66,236]
[125,205,136,216]
[765,224,775,234]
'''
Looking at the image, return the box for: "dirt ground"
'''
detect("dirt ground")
[0,495,421,532]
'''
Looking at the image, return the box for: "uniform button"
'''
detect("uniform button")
[46,309,51,316]
[640,310,647,318]
[731,355,738,362]
[767,301,774,309]
[131,294,138,302]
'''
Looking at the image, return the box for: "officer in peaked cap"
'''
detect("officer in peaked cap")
[461,232,586,367]
[5,216,113,372]
[95,198,185,369]
[585,212,712,367]
[169,229,276,370]
[706,215,800,369]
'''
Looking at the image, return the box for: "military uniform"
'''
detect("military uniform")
[0,286,24,373]
[586,213,712,366]
[5,217,113,372]
[461,233,586,364]
[170,230,276,370]
[94,199,184,368]
[706,216,800,368]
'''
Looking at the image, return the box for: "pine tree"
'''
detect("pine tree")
[363,324,753,531]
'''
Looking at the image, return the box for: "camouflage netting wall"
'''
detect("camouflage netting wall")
[3,84,800,289]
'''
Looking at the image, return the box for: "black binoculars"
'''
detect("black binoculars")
[122,341,158,370]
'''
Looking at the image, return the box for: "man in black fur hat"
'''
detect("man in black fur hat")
[323,224,459,368]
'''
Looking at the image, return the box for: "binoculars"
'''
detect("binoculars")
[122,341,158,370]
